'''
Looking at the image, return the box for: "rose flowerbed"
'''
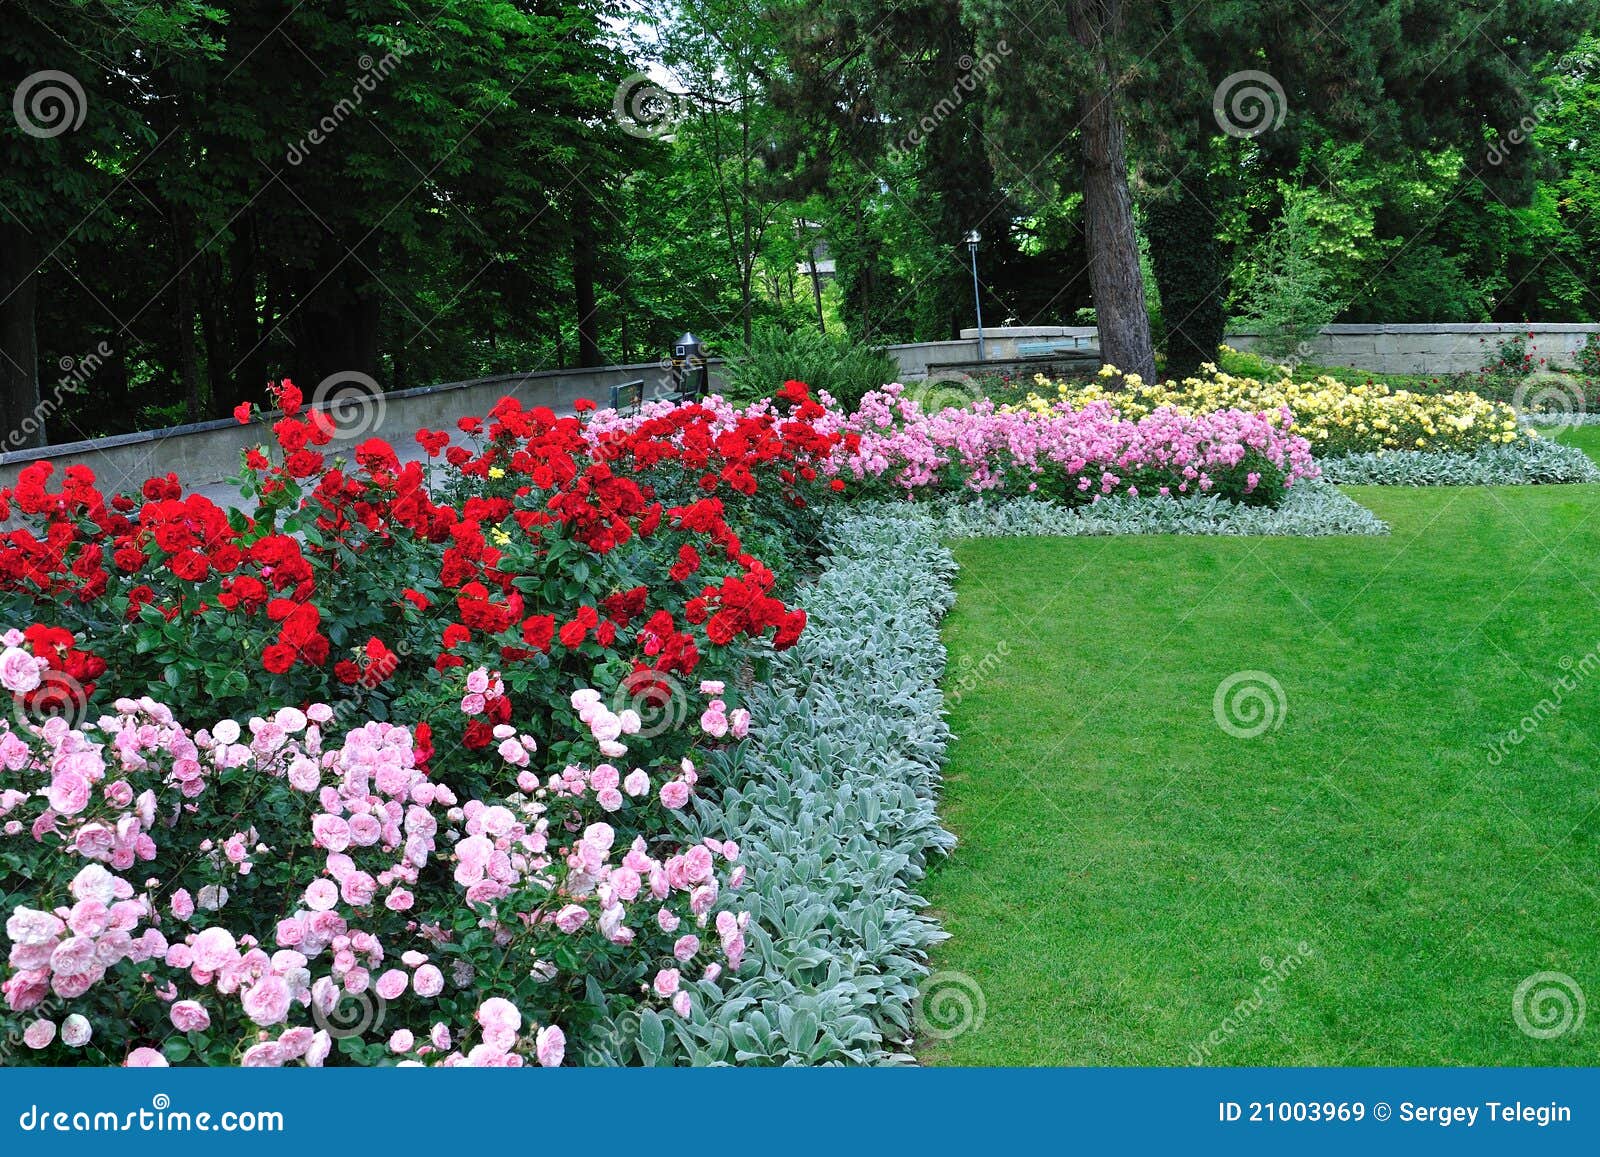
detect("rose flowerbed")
[0,381,844,1066]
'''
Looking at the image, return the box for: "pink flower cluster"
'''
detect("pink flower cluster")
[0,667,752,1067]
[836,385,1318,499]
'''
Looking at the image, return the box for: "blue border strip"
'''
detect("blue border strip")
[0,1068,1595,1154]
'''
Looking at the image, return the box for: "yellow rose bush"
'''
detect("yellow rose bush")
[1021,364,1527,459]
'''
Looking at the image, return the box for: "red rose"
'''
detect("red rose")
[558,619,588,648]
[284,450,324,478]
[520,614,555,651]
[233,401,253,425]
[262,644,296,674]
[168,550,209,581]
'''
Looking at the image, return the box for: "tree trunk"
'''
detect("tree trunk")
[0,222,44,449]
[223,222,265,414]
[1070,1,1156,382]
[808,257,827,334]
[172,209,203,422]
[572,210,602,367]
[1147,168,1225,379]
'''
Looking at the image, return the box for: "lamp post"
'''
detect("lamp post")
[964,229,985,362]
[672,331,706,399]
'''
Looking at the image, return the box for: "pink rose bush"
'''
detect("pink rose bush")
[835,385,1318,505]
[0,670,749,1067]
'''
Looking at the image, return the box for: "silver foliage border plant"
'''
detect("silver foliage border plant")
[1320,440,1600,486]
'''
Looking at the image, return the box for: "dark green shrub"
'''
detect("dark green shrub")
[722,324,898,409]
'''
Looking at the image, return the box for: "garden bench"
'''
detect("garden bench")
[607,378,647,415]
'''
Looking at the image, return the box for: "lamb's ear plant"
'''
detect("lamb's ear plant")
[907,482,1389,539]
[1320,440,1600,486]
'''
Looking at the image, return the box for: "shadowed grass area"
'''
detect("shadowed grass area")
[923,468,1600,1065]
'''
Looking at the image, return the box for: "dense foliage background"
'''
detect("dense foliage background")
[3,0,1598,444]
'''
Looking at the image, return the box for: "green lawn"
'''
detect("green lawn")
[924,458,1600,1065]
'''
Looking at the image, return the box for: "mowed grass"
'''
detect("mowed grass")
[923,457,1600,1065]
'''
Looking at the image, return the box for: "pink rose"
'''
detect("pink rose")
[339,871,377,907]
[673,934,701,962]
[347,814,382,846]
[375,968,408,1001]
[242,974,292,1027]
[306,1030,332,1067]
[47,771,91,815]
[60,1014,91,1047]
[125,1047,169,1067]
[477,997,520,1034]
[240,1041,285,1067]
[170,1000,211,1032]
[191,926,238,972]
[0,646,42,693]
[304,879,338,911]
[23,1019,55,1049]
[2,969,50,1011]
[535,1024,564,1067]
[652,968,680,997]
[311,813,350,852]
[6,907,64,947]
[659,780,690,809]
[553,905,589,934]
[623,769,649,797]
[413,964,444,998]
